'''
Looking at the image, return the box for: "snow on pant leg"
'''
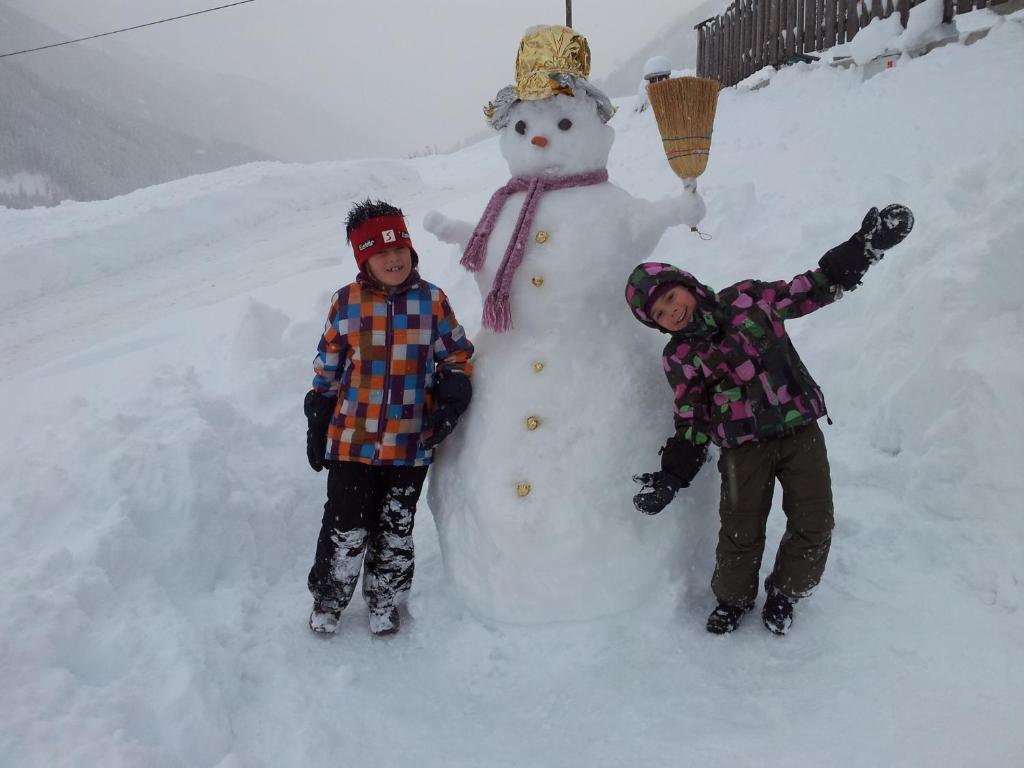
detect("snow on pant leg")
[712,440,778,608]
[770,422,835,599]
[307,461,378,609]
[361,466,428,614]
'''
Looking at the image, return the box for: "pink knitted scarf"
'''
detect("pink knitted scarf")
[460,168,609,332]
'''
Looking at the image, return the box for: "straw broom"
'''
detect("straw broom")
[647,76,720,185]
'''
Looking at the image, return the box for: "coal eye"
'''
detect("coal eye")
[558,118,573,131]
[515,120,527,135]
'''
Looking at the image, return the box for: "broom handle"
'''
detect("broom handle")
[679,177,708,236]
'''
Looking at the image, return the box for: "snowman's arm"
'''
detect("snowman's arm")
[631,183,707,239]
[423,210,476,252]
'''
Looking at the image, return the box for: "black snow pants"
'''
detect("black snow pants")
[307,461,428,615]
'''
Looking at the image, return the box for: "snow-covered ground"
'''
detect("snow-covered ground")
[2,16,1023,768]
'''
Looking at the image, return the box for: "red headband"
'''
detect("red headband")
[349,215,415,270]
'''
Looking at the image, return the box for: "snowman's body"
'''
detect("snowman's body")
[426,93,701,624]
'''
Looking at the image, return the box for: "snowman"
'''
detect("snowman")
[424,25,707,624]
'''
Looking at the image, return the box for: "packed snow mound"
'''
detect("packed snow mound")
[1,21,1023,768]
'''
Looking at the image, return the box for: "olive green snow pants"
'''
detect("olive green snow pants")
[712,421,834,608]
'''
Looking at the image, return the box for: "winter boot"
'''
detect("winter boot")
[309,599,343,635]
[368,606,401,636]
[761,579,795,635]
[706,602,753,634]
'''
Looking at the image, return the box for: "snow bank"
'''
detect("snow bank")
[850,13,905,64]
[896,0,950,52]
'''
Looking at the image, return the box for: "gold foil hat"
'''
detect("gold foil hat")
[484,25,613,129]
[515,25,591,101]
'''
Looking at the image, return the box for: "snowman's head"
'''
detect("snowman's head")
[498,92,614,177]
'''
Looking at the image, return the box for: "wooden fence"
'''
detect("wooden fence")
[695,0,1011,86]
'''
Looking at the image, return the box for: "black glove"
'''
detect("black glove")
[421,371,472,451]
[421,403,458,450]
[303,390,335,472]
[632,433,708,514]
[819,204,914,292]
[862,204,914,252]
[632,471,683,515]
[661,434,708,485]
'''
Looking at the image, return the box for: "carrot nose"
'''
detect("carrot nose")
[531,136,549,148]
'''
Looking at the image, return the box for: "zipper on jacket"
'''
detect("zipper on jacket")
[373,293,394,464]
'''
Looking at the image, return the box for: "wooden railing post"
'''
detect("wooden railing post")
[790,0,798,57]
[734,10,741,85]
[741,2,749,78]
[824,0,838,48]
[754,0,764,68]
[770,0,778,63]
[722,14,728,81]
[729,5,737,83]
[847,0,861,40]
[802,0,815,52]
[741,3,748,76]
[707,20,715,81]
[733,4,742,83]
[897,0,913,26]
[732,3,740,83]
[699,24,704,77]
[717,14,724,83]
[746,0,752,74]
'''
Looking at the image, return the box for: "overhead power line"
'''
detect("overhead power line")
[0,0,256,60]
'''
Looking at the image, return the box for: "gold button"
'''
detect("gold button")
[516,482,532,497]
[526,416,540,431]
[535,230,549,244]
[531,275,545,287]
[533,361,545,373]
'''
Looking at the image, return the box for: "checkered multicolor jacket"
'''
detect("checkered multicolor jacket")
[312,273,474,467]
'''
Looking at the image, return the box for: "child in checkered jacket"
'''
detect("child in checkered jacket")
[303,199,474,636]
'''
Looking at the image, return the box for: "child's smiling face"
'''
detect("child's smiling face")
[650,284,698,333]
[367,246,413,287]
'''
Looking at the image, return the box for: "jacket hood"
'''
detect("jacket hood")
[625,262,719,332]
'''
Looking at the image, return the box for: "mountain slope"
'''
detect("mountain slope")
[0,3,381,208]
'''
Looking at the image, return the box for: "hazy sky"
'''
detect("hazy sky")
[8,0,699,157]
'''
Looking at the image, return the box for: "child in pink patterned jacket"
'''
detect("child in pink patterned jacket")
[625,205,913,636]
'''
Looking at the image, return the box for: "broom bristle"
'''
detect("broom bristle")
[648,77,721,180]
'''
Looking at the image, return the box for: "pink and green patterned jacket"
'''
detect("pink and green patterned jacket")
[626,262,841,449]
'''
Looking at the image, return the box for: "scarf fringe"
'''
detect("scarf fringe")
[460,234,487,272]
[482,292,512,332]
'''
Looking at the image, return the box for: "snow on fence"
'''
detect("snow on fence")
[695,0,1012,85]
